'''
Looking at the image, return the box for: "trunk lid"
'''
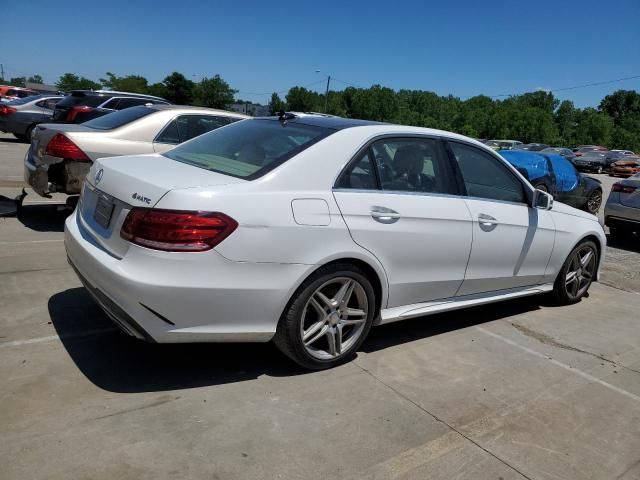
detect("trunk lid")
[78,154,245,258]
[618,179,640,208]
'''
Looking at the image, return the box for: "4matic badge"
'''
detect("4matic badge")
[131,192,152,204]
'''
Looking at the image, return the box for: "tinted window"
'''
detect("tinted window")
[164,119,332,179]
[371,138,453,194]
[335,150,378,190]
[176,115,240,142]
[116,97,152,109]
[8,96,41,106]
[101,98,120,109]
[156,119,181,144]
[44,98,61,110]
[450,142,526,203]
[56,93,109,108]
[83,106,155,130]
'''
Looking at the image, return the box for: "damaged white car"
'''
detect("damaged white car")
[24,105,248,198]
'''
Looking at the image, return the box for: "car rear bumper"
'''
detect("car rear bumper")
[25,147,90,197]
[64,209,311,343]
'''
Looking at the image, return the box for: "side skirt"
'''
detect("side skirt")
[377,283,554,325]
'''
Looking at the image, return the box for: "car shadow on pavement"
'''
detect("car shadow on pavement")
[49,287,544,393]
[362,296,543,354]
[17,204,71,232]
[48,288,306,393]
[606,233,640,253]
[0,136,23,143]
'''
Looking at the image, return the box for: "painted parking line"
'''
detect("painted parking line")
[0,327,116,349]
[0,239,64,245]
[476,326,640,403]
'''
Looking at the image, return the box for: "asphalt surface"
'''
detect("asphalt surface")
[1,134,639,479]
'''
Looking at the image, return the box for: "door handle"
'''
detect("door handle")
[370,206,401,224]
[478,213,498,231]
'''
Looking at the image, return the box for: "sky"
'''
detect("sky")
[2,0,639,107]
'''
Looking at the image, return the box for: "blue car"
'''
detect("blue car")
[500,150,603,214]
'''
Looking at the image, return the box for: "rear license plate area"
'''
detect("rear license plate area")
[93,194,115,229]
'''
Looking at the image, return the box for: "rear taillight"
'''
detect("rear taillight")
[612,183,637,193]
[0,105,16,115]
[45,133,90,161]
[120,208,238,252]
[66,105,93,121]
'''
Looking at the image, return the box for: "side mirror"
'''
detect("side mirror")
[534,189,553,210]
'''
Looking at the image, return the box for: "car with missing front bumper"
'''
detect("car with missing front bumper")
[25,105,248,198]
[604,173,640,237]
[65,113,606,370]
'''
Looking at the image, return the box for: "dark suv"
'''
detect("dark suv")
[52,90,170,123]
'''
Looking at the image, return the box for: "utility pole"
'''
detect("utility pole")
[0,64,4,81]
[324,75,331,113]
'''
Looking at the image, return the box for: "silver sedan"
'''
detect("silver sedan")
[605,172,640,237]
[25,105,248,197]
[0,95,62,141]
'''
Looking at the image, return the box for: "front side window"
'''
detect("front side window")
[371,138,453,194]
[450,142,526,203]
[163,119,332,179]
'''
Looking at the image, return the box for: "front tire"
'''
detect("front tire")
[552,240,598,305]
[585,189,602,214]
[596,165,603,174]
[273,263,376,370]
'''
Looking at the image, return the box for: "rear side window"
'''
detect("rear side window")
[450,142,526,203]
[56,93,109,108]
[116,97,153,109]
[156,115,241,144]
[83,106,155,130]
[164,119,332,179]
[371,138,454,194]
[335,150,378,190]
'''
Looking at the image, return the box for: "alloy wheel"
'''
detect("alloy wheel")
[564,245,596,300]
[587,191,602,214]
[300,277,369,360]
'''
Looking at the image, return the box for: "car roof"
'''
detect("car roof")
[69,89,167,101]
[255,113,383,130]
[147,104,250,117]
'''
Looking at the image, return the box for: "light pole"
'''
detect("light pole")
[316,70,331,113]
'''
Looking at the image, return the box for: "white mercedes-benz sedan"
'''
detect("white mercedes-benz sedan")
[65,113,606,369]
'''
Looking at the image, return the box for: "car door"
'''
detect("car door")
[333,137,473,308]
[447,141,555,295]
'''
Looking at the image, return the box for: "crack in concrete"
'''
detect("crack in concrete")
[511,322,640,375]
[353,359,534,480]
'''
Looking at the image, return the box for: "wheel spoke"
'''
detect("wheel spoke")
[335,325,343,355]
[315,291,334,310]
[303,319,328,343]
[340,318,366,326]
[333,279,355,307]
[582,270,592,280]
[565,270,578,286]
[309,297,327,318]
[345,307,366,318]
[326,328,337,356]
[580,250,593,267]
[304,323,329,346]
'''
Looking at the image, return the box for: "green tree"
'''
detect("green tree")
[27,74,44,84]
[9,77,26,87]
[192,75,237,109]
[285,87,319,112]
[100,72,149,93]
[56,73,102,92]
[269,92,286,114]
[574,108,614,147]
[162,72,195,104]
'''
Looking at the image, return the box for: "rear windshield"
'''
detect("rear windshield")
[83,106,155,130]
[7,96,43,105]
[56,93,109,109]
[163,119,333,179]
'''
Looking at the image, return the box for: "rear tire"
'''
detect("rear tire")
[552,240,598,305]
[273,263,376,370]
[585,189,602,214]
[596,165,603,174]
[24,124,36,143]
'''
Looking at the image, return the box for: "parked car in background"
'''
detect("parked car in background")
[609,156,640,177]
[501,150,603,214]
[541,147,576,163]
[604,151,630,171]
[514,143,550,152]
[573,145,607,157]
[52,90,170,124]
[573,151,608,173]
[0,85,39,102]
[25,105,248,198]
[611,149,635,156]
[64,114,604,369]
[605,173,640,237]
[0,95,62,141]
[485,139,523,150]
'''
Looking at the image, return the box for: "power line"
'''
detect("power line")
[236,78,326,96]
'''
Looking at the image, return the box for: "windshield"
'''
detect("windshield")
[83,106,156,130]
[163,119,333,179]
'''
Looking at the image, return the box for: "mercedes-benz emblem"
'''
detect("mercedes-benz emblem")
[95,168,104,185]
